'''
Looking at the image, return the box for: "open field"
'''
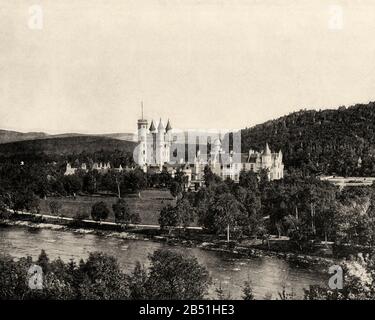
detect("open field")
[39,189,175,225]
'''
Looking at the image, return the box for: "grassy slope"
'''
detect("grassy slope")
[39,189,176,225]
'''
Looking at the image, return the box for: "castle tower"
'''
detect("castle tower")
[278,150,283,162]
[149,120,157,164]
[262,143,272,169]
[165,119,172,163]
[137,105,148,167]
[156,118,165,166]
[211,138,222,166]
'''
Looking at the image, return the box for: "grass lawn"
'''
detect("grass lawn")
[39,189,176,225]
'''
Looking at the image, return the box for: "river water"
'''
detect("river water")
[0,226,327,299]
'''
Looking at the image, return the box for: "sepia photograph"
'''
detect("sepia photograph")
[1,0,375,313]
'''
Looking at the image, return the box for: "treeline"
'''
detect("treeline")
[241,102,375,176]
[2,248,375,300]
[0,153,188,214]
[159,167,375,250]
[0,160,146,213]
[0,249,210,300]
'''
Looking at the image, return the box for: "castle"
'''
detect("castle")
[136,115,284,189]
[136,116,173,168]
[65,115,284,186]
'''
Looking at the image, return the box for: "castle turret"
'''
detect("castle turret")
[155,119,165,166]
[262,143,272,168]
[137,116,148,167]
[157,118,165,133]
[213,138,222,154]
[149,120,157,133]
[149,120,157,164]
[165,119,172,132]
[164,119,172,163]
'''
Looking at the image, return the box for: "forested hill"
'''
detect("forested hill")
[241,102,375,176]
[0,136,136,161]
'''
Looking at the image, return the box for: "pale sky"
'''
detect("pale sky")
[1,0,375,134]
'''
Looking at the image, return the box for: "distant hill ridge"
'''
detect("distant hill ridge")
[0,129,48,144]
[0,130,136,144]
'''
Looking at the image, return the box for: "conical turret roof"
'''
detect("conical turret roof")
[264,143,271,155]
[149,120,156,132]
[157,118,165,131]
[165,119,172,131]
[214,138,222,146]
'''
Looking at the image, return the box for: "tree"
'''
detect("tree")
[37,249,50,274]
[0,254,31,299]
[206,193,245,242]
[125,169,147,198]
[0,198,8,218]
[91,201,110,222]
[159,199,194,233]
[304,254,375,300]
[175,198,195,230]
[62,175,82,196]
[127,262,148,299]
[82,171,98,194]
[11,189,40,213]
[278,286,296,300]
[203,165,221,187]
[215,281,231,299]
[77,252,129,299]
[242,190,263,238]
[145,249,210,299]
[159,204,178,233]
[239,170,258,191]
[49,200,63,216]
[169,181,183,200]
[242,281,254,300]
[112,198,140,226]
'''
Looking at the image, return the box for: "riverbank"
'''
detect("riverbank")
[0,216,335,270]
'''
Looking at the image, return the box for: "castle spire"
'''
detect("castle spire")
[157,118,165,131]
[165,119,172,132]
[149,120,156,132]
[264,143,271,155]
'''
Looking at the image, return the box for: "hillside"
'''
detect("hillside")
[241,102,375,176]
[0,130,48,144]
[0,136,137,159]
[0,129,136,144]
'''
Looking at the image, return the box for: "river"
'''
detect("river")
[0,225,327,299]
